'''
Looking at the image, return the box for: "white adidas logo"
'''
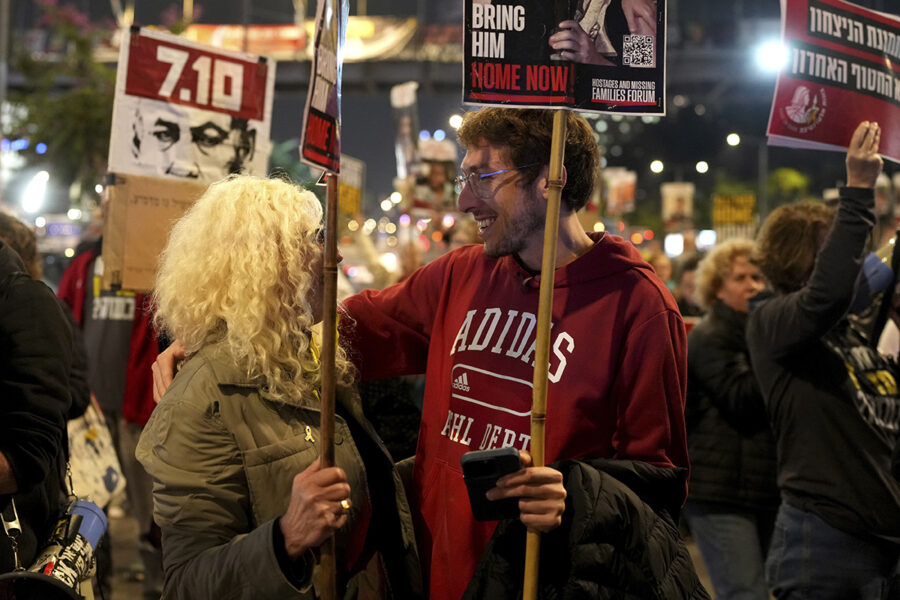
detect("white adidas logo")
[451,372,471,392]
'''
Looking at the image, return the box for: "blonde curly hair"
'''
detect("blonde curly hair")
[153,175,352,404]
[696,239,756,309]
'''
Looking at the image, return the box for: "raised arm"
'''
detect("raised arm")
[752,122,883,357]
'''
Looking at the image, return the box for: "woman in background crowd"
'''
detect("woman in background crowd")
[683,239,776,600]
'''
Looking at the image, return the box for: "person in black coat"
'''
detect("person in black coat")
[683,238,778,600]
[0,240,72,574]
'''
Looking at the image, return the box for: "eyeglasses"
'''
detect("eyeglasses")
[454,163,540,198]
[312,227,326,245]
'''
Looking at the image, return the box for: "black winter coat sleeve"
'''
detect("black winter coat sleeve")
[0,271,72,494]
[686,303,767,436]
[463,459,710,600]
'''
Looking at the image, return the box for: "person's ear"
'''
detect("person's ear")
[538,165,567,201]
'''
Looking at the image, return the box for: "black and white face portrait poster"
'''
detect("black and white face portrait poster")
[463,0,666,115]
[108,27,275,182]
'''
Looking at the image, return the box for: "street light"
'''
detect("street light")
[696,161,709,174]
[22,170,49,213]
[650,160,664,174]
[755,40,789,73]
[726,133,741,146]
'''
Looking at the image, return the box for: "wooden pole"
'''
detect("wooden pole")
[318,173,339,600]
[522,109,567,600]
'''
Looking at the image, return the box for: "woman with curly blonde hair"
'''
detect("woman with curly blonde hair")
[684,238,776,600]
[137,175,423,600]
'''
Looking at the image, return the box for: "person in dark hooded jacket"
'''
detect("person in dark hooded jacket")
[0,239,72,575]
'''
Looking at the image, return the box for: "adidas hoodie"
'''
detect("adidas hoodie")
[341,231,689,600]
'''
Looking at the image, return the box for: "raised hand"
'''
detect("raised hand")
[846,121,883,189]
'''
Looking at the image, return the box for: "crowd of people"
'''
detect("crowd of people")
[1,110,897,600]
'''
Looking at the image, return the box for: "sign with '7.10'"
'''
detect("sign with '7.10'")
[125,28,269,121]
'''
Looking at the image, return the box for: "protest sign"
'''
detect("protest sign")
[463,0,666,115]
[338,155,365,215]
[767,0,900,162]
[300,0,349,173]
[391,81,420,180]
[108,26,275,182]
[101,173,207,292]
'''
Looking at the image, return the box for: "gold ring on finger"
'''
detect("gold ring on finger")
[340,498,351,512]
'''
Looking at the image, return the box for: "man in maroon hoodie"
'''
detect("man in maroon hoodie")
[155,108,696,599]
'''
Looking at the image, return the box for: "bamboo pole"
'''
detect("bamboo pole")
[522,109,568,600]
[318,173,339,600]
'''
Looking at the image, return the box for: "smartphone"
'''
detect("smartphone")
[460,447,523,522]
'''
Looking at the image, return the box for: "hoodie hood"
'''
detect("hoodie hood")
[502,231,656,290]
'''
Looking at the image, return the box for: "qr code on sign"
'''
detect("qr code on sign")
[622,35,654,68]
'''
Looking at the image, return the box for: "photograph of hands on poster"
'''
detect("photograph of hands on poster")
[463,0,665,115]
[767,0,900,162]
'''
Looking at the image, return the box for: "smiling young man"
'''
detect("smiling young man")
[339,107,698,598]
[152,107,703,599]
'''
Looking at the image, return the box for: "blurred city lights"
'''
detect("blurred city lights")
[593,222,605,232]
[386,236,399,247]
[64,248,75,258]
[95,184,104,194]
[399,214,411,227]
[385,223,397,234]
[35,143,47,155]
[35,216,46,228]
[433,129,446,141]
[419,130,431,141]
[696,161,710,174]
[22,170,49,213]
[664,233,684,256]
[442,214,455,228]
[347,220,360,232]
[672,95,688,107]
[67,208,82,220]
[415,219,429,232]
[630,232,644,245]
[449,114,464,129]
[390,191,402,204]
[650,160,664,174]
[644,230,655,240]
[694,104,707,116]
[363,218,377,233]
[431,231,443,242]
[610,145,623,157]
[726,133,741,146]
[380,252,398,271]
[345,266,359,278]
[1,139,9,152]
[697,229,718,250]
[10,139,28,151]
[617,221,625,232]
[755,40,789,72]
[595,120,608,132]
[380,199,393,211]
[618,122,630,134]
